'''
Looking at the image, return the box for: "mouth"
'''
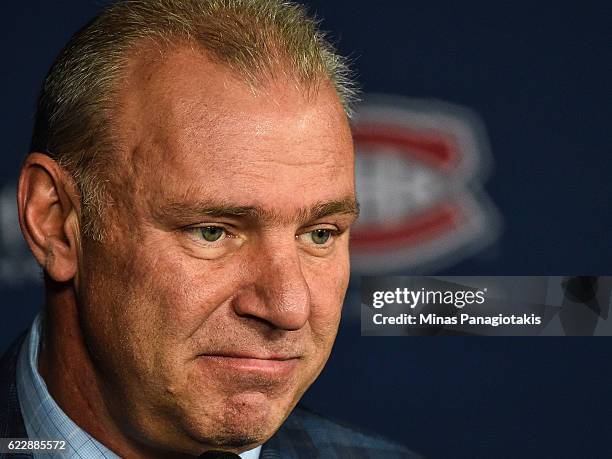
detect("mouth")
[197,353,301,379]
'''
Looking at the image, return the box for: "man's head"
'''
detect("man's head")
[18,0,358,456]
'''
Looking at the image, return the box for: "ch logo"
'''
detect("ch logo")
[350,95,500,274]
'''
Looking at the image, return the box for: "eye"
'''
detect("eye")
[297,227,339,250]
[185,225,233,245]
[199,226,225,242]
[310,229,332,245]
[182,224,244,259]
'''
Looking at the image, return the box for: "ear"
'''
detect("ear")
[17,153,81,283]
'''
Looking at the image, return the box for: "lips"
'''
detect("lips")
[202,351,299,360]
[197,352,300,378]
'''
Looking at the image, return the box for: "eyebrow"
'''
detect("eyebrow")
[155,196,360,227]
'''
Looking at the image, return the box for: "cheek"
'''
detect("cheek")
[81,232,244,365]
[302,246,350,346]
[123,237,246,345]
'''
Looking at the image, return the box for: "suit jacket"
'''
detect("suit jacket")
[1,334,419,459]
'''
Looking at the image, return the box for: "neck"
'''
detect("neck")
[38,281,196,459]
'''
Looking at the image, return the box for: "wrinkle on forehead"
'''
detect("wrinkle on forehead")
[110,45,352,206]
[151,191,359,228]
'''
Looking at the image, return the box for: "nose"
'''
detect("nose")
[231,242,311,331]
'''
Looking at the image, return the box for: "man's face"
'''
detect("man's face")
[77,47,356,454]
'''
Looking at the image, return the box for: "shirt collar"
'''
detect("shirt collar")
[17,313,261,459]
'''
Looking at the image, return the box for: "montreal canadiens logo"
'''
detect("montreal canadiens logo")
[350,95,500,273]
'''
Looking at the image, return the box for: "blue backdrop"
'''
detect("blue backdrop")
[1,1,611,458]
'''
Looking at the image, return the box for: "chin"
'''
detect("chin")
[182,391,292,450]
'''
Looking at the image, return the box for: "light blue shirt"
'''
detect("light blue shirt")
[16,313,261,459]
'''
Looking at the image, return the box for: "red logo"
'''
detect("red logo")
[350,95,500,273]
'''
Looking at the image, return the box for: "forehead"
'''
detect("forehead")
[115,46,354,212]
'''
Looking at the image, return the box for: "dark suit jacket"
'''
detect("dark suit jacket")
[1,334,419,458]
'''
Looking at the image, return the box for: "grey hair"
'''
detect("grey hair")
[30,0,359,241]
